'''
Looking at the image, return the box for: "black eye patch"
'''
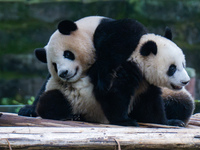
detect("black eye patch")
[63,50,75,60]
[167,64,176,76]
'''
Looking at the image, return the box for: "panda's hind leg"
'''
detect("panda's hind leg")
[36,89,74,120]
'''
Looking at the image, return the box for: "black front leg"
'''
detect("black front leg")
[94,61,142,126]
[36,89,73,120]
[129,84,169,125]
[129,85,186,127]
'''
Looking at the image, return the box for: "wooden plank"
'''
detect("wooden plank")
[0,112,180,128]
[0,113,200,149]
[0,127,200,149]
[0,112,112,127]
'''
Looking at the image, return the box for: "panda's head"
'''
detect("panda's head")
[35,16,104,82]
[129,28,190,90]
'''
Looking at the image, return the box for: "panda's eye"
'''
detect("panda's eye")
[167,64,176,76]
[63,50,75,60]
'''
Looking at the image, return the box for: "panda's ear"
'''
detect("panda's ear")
[58,20,78,35]
[35,48,47,63]
[140,41,157,56]
[164,26,172,40]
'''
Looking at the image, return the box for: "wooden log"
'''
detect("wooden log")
[0,113,200,149]
[0,112,180,128]
[0,127,200,149]
[0,112,114,127]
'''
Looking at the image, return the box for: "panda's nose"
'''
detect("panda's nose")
[59,70,68,78]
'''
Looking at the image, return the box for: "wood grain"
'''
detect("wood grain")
[0,112,200,149]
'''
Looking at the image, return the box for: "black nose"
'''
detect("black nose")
[182,81,189,85]
[59,70,68,78]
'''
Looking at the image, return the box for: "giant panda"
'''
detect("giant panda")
[88,19,194,126]
[19,16,194,127]
[18,16,109,119]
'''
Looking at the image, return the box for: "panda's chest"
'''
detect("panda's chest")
[63,76,94,105]
[61,76,108,123]
[62,77,102,115]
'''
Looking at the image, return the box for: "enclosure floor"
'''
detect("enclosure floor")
[0,112,200,150]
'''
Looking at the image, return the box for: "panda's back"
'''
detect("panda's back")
[93,19,148,67]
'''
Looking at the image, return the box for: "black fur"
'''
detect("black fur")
[164,26,172,40]
[95,61,142,126]
[164,95,194,124]
[35,48,47,63]
[36,89,73,120]
[58,20,77,35]
[140,41,157,56]
[52,63,58,73]
[89,18,147,95]
[129,84,167,124]
[94,19,148,68]
[88,19,147,126]
[128,84,184,126]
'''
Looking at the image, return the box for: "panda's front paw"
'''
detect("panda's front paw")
[168,119,186,127]
[36,89,73,120]
[18,105,37,117]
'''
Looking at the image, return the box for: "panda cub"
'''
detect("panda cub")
[89,19,194,126]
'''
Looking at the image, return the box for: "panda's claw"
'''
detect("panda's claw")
[167,119,186,127]
[18,105,38,117]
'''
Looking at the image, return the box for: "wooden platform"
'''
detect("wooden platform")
[0,113,200,150]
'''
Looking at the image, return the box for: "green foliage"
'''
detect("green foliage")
[0,20,55,56]
[0,95,35,105]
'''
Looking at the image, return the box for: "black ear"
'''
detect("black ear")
[140,41,157,56]
[164,26,172,40]
[35,48,47,63]
[58,20,78,35]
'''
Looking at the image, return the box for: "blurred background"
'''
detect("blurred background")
[0,0,199,113]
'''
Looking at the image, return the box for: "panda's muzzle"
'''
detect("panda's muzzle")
[59,70,68,78]
[170,80,189,90]
[59,67,79,80]
[171,84,182,90]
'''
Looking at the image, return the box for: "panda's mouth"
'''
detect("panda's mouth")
[67,67,79,80]
[170,84,182,90]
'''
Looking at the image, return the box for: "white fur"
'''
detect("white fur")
[46,76,109,123]
[129,33,190,90]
